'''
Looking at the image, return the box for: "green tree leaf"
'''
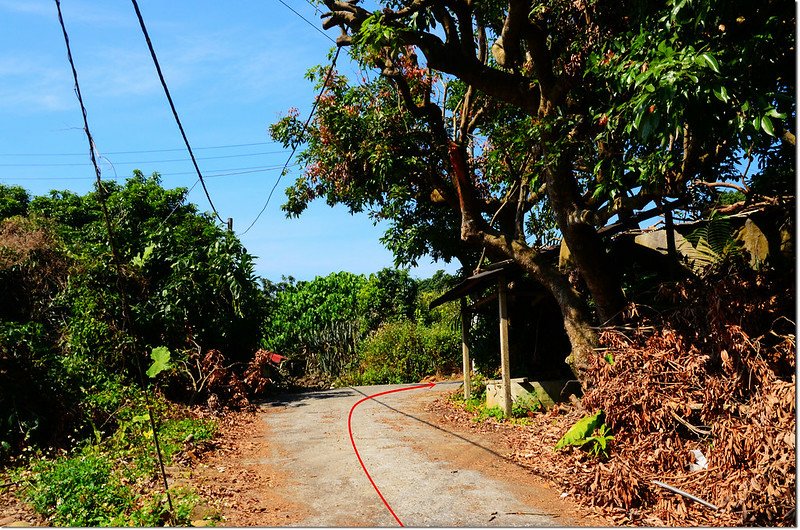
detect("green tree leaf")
[146,346,172,378]
[700,52,720,73]
[555,410,604,450]
[760,115,776,136]
[712,86,729,103]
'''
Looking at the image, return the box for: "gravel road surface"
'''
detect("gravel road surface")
[258,382,584,527]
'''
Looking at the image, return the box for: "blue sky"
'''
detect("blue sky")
[0,0,459,281]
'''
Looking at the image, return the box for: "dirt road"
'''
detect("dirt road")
[240,381,590,527]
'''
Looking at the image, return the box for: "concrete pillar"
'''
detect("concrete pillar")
[498,276,512,417]
[460,298,471,400]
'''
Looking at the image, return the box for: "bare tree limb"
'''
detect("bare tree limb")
[693,180,749,194]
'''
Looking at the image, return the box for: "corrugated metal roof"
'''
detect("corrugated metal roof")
[428,267,508,309]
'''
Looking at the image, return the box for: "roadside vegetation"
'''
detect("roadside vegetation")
[0,177,460,525]
[1,0,794,525]
[262,268,463,387]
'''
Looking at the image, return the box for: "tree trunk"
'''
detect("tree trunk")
[512,243,598,384]
[448,142,598,387]
[544,149,626,324]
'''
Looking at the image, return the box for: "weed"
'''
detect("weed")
[555,410,615,458]
[512,398,542,418]
[15,398,217,526]
[584,424,615,458]
[25,452,133,526]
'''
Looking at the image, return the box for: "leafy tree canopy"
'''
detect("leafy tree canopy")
[273,0,795,384]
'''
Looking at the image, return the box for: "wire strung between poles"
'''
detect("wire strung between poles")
[130,0,224,224]
[241,46,342,236]
[54,0,174,515]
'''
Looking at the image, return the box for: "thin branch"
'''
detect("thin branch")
[693,180,748,194]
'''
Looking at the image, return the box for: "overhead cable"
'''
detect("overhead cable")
[0,149,290,167]
[1,162,301,181]
[54,0,174,513]
[275,0,336,43]
[0,141,278,157]
[240,46,341,236]
[130,0,224,223]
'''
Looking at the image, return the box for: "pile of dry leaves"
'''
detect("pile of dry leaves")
[437,266,795,526]
[165,348,282,411]
[581,267,794,525]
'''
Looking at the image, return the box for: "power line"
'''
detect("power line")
[240,46,341,236]
[0,149,291,167]
[0,141,279,157]
[130,0,224,224]
[275,0,336,43]
[0,162,301,181]
[54,0,174,514]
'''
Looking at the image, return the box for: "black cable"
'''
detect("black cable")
[1,163,301,182]
[0,141,278,157]
[130,0,224,224]
[0,149,290,167]
[240,46,341,236]
[54,0,175,515]
[275,0,336,43]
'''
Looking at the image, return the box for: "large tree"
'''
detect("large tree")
[272,0,795,384]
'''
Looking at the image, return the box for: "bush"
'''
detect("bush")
[348,320,458,385]
[25,453,133,527]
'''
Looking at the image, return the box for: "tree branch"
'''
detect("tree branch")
[693,180,749,194]
[322,0,540,113]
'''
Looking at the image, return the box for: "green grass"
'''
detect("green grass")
[450,378,543,424]
[10,400,219,527]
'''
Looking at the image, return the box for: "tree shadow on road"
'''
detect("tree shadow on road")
[349,384,551,481]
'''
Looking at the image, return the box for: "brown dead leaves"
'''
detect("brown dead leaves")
[436,267,795,526]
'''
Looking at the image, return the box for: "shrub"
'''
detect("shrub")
[350,320,458,385]
[25,453,133,527]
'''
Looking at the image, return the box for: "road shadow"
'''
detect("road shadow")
[349,384,551,480]
[256,387,359,408]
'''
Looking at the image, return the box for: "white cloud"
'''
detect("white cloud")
[0,0,130,27]
[0,56,73,112]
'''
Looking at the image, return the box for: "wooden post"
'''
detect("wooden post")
[664,207,677,279]
[460,298,471,400]
[498,276,512,417]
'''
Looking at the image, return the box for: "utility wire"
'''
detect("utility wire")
[2,163,301,181]
[0,141,278,157]
[240,46,341,236]
[130,0,224,224]
[0,149,290,167]
[275,0,336,43]
[54,0,174,515]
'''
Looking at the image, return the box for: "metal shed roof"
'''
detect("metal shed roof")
[428,267,510,309]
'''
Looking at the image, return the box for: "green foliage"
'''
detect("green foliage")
[262,268,456,382]
[14,393,217,526]
[354,12,410,58]
[0,173,264,461]
[584,424,615,458]
[685,213,742,268]
[0,184,30,219]
[146,346,172,379]
[512,397,542,418]
[25,454,133,526]
[555,410,614,457]
[263,271,366,375]
[270,63,476,270]
[554,410,605,450]
[346,319,458,385]
[357,268,418,332]
[475,405,506,422]
[277,0,795,355]
[583,0,794,208]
